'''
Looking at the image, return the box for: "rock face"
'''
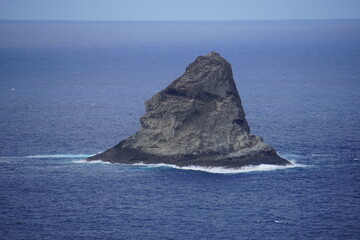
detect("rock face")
[88,52,290,168]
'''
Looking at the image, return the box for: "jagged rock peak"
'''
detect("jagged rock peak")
[163,51,240,100]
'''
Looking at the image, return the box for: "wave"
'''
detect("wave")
[72,159,110,164]
[70,154,306,174]
[26,154,92,159]
[132,160,305,174]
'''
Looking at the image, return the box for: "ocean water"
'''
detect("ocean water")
[0,20,359,239]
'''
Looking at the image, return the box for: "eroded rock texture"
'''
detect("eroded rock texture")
[88,52,290,168]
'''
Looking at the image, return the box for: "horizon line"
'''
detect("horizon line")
[0,18,359,23]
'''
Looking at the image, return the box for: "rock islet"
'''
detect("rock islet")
[88,52,290,168]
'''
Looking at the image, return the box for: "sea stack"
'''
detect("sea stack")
[88,52,290,168]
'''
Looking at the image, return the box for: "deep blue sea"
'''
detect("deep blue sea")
[0,20,359,239]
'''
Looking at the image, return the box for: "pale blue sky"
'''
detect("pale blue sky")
[0,0,359,21]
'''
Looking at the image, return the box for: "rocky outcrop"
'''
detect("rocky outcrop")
[88,52,290,168]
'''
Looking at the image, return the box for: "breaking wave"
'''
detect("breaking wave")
[72,159,111,164]
[69,153,306,174]
[132,160,305,174]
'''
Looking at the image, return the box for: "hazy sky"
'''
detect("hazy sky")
[0,0,360,21]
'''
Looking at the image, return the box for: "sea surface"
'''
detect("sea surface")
[0,20,359,239]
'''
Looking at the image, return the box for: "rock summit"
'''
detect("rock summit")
[88,52,290,168]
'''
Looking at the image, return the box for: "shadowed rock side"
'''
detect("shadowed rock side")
[88,52,291,168]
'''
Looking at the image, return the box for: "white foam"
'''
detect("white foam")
[85,160,111,164]
[26,154,92,159]
[67,153,307,174]
[178,162,302,174]
[256,219,290,224]
[72,159,111,164]
[72,159,87,163]
[131,160,304,174]
[274,220,289,224]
